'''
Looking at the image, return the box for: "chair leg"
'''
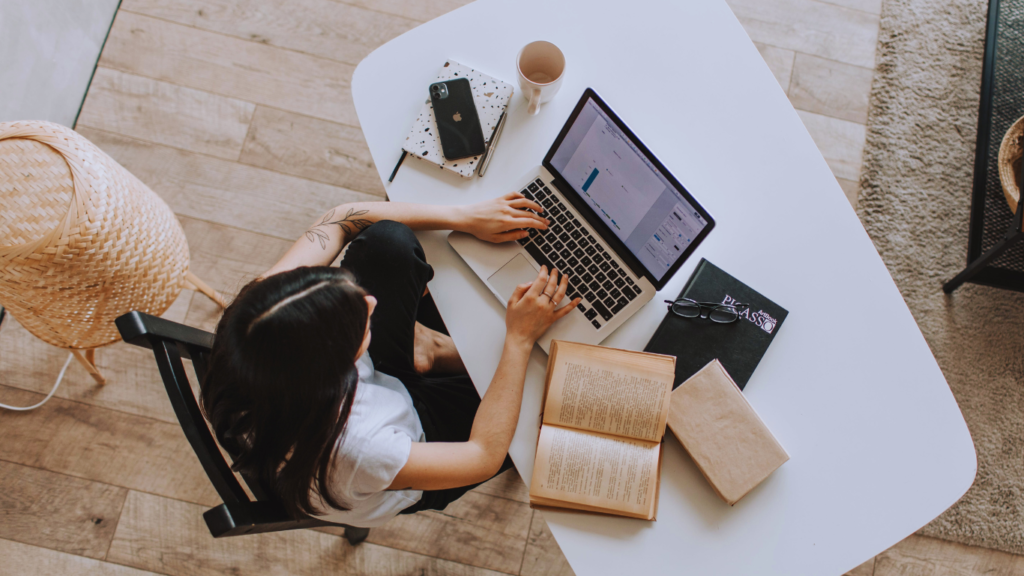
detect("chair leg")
[184,271,229,309]
[343,526,369,545]
[71,349,106,385]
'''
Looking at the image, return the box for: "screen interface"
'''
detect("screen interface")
[548,98,708,281]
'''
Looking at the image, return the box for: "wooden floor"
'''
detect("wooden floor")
[1,0,1021,574]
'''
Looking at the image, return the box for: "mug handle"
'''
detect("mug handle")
[527,88,542,116]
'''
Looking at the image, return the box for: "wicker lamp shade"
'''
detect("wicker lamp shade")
[0,121,224,384]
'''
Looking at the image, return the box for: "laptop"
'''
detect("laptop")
[449,88,715,352]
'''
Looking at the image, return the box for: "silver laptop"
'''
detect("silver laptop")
[449,89,715,352]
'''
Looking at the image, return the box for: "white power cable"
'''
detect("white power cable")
[0,352,74,411]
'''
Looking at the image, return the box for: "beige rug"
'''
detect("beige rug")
[860,0,1024,555]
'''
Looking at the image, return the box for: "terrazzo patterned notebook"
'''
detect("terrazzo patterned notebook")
[403,60,514,178]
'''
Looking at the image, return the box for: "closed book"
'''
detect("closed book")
[644,258,787,390]
[666,360,789,505]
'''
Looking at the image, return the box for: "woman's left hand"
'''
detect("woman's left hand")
[458,192,550,243]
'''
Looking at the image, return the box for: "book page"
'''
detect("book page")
[529,425,660,518]
[543,342,674,442]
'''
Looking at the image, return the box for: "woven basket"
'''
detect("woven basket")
[997,114,1024,222]
[0,121,190,351]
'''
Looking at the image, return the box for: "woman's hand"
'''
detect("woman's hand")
[458,192,550,243]
[505,266,581,348]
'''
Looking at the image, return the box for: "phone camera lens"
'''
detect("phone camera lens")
[431,85,440,92]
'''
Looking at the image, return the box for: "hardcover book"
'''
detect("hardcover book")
[644,258,788,390]
[667,360,789,505]
[529,341,675,520]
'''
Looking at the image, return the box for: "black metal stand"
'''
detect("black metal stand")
[943,0,1024,293]
[944,194,1024,292]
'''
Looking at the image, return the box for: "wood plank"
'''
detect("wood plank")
[472,468,530,504]
[347,491,532,574]
[76,127,379,241]
[100,12,358,126]
[179,215,293,294]
[816,0,883,16]
[788,53,874,124]
[845,556,874,576]
[77,68,254,160]
[797,110,865,182]
[0,539,163,576]
[107,490,508,576]
[0,291,190,424]
[185,293,225,334]
[754,42,795,92]
[0,461,127,560]
[0,385,220,507]
[874,534,1024,575]
[838,177,859,210]
[120,0,417,66]
[726,0,879,69]
[239,106,386,198]
[336,0,473,23]
[520,511,575,576]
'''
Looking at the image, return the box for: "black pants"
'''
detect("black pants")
[340,220,512,514]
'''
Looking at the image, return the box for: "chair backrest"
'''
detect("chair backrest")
[116,311,336,537]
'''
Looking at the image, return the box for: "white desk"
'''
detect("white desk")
[352,1,977,574]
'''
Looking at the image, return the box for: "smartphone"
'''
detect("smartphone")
[430,78,485,160]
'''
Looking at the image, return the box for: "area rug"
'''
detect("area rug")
[860,0,1024,555]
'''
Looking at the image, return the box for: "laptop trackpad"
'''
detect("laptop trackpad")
[488,254,538,303]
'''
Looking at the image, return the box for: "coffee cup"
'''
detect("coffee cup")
[516,41,565,116]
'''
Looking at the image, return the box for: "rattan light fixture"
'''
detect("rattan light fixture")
[0,121,226,384]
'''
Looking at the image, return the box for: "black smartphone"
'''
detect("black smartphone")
[430,78,485,160]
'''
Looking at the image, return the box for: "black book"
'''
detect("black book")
[644,258,787,390]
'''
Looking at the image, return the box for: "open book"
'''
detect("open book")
[529,341,676,520]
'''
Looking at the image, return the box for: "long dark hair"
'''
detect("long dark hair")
[200,266,369,516]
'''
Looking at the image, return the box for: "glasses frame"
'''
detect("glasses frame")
[664,298,750,323]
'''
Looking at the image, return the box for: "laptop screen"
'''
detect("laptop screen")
[547,95,710,281]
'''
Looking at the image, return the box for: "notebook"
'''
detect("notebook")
[403,60,514,178]
[644,258,788,390]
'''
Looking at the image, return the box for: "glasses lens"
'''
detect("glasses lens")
[671,301,701,318]
[709,306,739,323]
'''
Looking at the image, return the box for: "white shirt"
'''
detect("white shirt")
[314,352,424,527]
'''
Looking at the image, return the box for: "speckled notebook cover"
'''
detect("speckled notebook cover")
[403,60,514,178]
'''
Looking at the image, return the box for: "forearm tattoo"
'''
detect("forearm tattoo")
[304,207,372,249]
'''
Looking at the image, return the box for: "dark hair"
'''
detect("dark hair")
[200,266,368,517]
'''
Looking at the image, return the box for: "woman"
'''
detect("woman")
[201,192,581,527]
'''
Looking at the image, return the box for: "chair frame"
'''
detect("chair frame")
[115,311,369,544]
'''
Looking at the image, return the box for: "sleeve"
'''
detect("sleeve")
[344,426,415,499]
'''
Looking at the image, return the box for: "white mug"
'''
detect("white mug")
[516,41,565,116]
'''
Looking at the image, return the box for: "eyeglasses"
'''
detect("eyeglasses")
[664,298,750,323]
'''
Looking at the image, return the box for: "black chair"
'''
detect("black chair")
[115,311,370,545]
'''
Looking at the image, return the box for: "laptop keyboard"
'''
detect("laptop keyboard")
[515,178,642,329]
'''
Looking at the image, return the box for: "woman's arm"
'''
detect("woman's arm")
[389,266,580,491]
[263,193,549,278]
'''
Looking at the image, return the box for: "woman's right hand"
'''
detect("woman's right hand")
[505,266,581,348]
